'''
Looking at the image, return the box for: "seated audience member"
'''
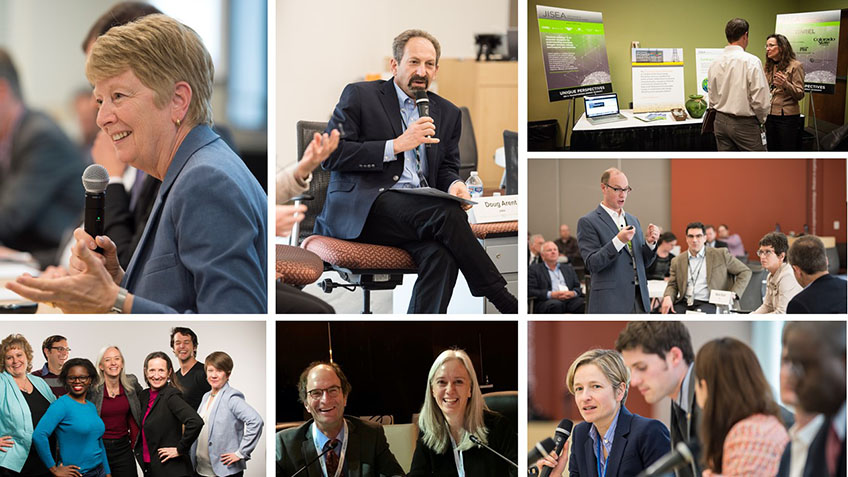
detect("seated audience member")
[275,130,339,314]
[704,225,728,249]
[276,362,404,476]
[537,349,670,476]
[786,235,847,314]
[528,234,544,266]
[717,224,746,258]
[409,349,517,476]
[528,241,584,313]
[661,222,751,314]
[778,325,824,477]
[752,232,802,314]
[554,224,582,267]
[646,231,677,280]
[7,15,267,314]
[783,321,846,477]
[0,50,87,267]
[695,338,789,476]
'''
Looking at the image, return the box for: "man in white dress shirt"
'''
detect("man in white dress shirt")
[707,18,770,151]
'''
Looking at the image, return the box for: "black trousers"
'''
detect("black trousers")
[104,437,137,477]
[536,296,585,314]
[766,114,802,151]
[357,191,507,313]
[276,282,335,314]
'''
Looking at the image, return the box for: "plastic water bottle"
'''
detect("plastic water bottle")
[465,171,484,198]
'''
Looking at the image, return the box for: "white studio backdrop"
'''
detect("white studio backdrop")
[1,320,267,477]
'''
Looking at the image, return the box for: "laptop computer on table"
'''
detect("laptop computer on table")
[583,93,628,125]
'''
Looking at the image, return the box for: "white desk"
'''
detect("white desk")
[574,109,705,131]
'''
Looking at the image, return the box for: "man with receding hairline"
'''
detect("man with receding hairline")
[276,362,404,476]
[786,235,847,314]
[577,168,659,313]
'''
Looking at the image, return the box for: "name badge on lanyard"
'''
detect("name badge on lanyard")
[312,419,349,477]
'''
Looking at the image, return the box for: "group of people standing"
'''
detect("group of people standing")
[0,328,263,477]
[708,18,806,151]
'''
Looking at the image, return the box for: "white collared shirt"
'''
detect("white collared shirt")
[599,202,628,252]
[686,247,709,302]
[789,414,825,477]
[707,45,770,123]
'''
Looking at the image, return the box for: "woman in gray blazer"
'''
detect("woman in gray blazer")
[190,352,263,476]
[88,345,143,477]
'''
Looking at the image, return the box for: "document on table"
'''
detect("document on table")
[0,263,40,280]
[392,187,477,207]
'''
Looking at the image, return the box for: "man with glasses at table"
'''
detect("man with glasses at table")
[276,361,404,476]
[32,334,70,396]
[661,221,751,313]
[577,167,660,313]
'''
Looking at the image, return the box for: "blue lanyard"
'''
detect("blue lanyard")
[596,437,609,477]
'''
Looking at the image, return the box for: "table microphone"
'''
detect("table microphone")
[414,90,432,152]
[539,419,573,477]
[636,440,700,477]
[469,434,518,468]
[82,164,109,254]
[290,439,340,477]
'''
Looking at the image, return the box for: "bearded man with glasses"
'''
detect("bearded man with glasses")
[276,361,404,476]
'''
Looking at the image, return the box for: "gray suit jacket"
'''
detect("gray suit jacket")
[190,382,264,475]
[88,373,143,425]
[0,110,86,265]
[121,125,267,313]
[664,247,752,305]
[577,204,656,313]
[276,416,404,476]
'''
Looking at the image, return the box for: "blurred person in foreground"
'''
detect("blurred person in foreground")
[7,14,267,313]
[0,50,86,268]
[786,235,847,314]
[409,349,516,476]
[695,338,789,476]
[537,349,669,476]
[783,321,846,477]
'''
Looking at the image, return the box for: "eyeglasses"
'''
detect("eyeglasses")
[756,249,775,257]
[50,347,71,353]
[307,385,341,400]
[66,375,91,383]
[603,183,633,194]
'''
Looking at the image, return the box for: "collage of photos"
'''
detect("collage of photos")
[0,0,845,476]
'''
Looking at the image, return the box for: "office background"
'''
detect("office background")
[528,158,847,263]
[527,0,848,148]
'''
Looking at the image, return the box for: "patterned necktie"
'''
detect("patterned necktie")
[324,439,340,476]
[826,423,841,477]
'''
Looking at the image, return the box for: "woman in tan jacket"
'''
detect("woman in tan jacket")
[765,33,805,151]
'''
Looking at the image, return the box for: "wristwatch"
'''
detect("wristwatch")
[110,287,128,314]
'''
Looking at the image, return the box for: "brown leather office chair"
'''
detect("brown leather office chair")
[292,120,418,314]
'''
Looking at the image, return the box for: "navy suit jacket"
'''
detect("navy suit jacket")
[786,274,848,314]
[577,205,656,313]
[569,406,670,477]
[528,262,582,301]
[804,414,846,477]
[315,79,462,239]
[122,125,267,313]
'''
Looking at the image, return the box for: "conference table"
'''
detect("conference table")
[571,109,717,151]
[0,263,60,313]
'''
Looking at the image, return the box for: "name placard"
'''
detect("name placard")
[709,289,734,306]
[469,195,519,224]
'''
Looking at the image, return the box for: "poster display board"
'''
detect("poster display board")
[695,48,724,104]
[775,10,841,94]
[536,6,612,101]
[631,48,685,112]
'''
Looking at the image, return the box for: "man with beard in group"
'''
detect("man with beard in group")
[170,326,210,410]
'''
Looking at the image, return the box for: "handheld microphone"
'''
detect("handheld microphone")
[82,164,109,254]
[528,437,556,464]
[636,441,700,477]
[469,434,518,468]
[290,439,340,477]
[539,419,573,477]
[414,90,432,152]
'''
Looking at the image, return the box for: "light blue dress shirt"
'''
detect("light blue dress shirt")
[383,80,428,189]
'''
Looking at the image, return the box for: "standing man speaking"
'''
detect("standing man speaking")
[577,168,659,313]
